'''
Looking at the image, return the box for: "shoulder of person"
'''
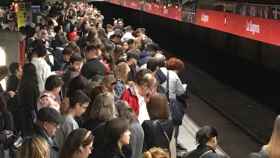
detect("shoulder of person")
[249,149,269,158]
[202,152,222,158]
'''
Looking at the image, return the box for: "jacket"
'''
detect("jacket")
[0,111,14,132]
[184,145,221,158]
[142,119,174,151]
[121,86,150,124]
[97,145,130,158]
[83,119,107,158]
[121,86,139,116]
[129,120,144,158]
[160,67,186,99]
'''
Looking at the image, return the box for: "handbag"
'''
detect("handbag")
[157,121,176,158]
[166,71,186,125]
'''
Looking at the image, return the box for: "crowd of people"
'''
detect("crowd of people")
[0,1,279,158]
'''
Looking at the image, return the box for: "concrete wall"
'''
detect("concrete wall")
[0,30,20,66]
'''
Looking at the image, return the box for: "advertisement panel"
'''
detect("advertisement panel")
[104,0,280,46]
[196,9,280,46]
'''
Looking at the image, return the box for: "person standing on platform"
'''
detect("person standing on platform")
[184,126,221,158]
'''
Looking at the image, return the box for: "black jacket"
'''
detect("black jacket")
[7,75,20,92]
[0,111,14,131]
[142,119,174,151]
[0,111,15,149]
[96,145,130,158]
[184,145,221,158]
[83,119,107,158]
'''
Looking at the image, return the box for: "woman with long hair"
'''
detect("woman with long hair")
[59,128,94,158]
[116,100,144,158]
[144,147,170,158]
[18,63,40,136]
[101,118,131,158]
[142,94,175,152]
[114,62,130,99]
[17,137,50,158]
[83,92,116,158]
[250,115,280,158]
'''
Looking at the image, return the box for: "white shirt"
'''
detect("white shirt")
[121,32,135,42]
[135,86,150,124]
[31,57,55,93]
[160,67,187,99]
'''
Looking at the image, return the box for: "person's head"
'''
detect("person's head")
[70,53,83,72]
[39,29,49,41]
[101,74,116,93]
[112,44,124,61]
[18,137,50,158]
[126,52,139,66]
[33,44,47,58]
[143,147,170,158]
[37,107,62,137]
[60,128,94,158]
[115,100,135,122]
[63,47,74,62]
[86,92,116,121]
[122,41,129,51]
[9,62,22,77]
[153,52,166,68]
[105,118,131,149]
[45,75,64,95]
[166,57,185,73]
[266,115,280,158]
[67,75,89,97]
[196,126,218,150]
[110,29,122,44]
[127,39,135,49]
[106,24,113,33]
[115,62,130,82]
[147,57,160,72]
[85,43,102,60]
[147,94,169,120]
[67,31,79,42]
[69,90,91,117]
[135,69,156,97]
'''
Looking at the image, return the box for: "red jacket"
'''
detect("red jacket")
[120,87,139,116]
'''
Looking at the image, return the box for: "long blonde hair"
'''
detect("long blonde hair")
[18,137,49,158]
[143,147,170,158]
[266,115,280,158]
